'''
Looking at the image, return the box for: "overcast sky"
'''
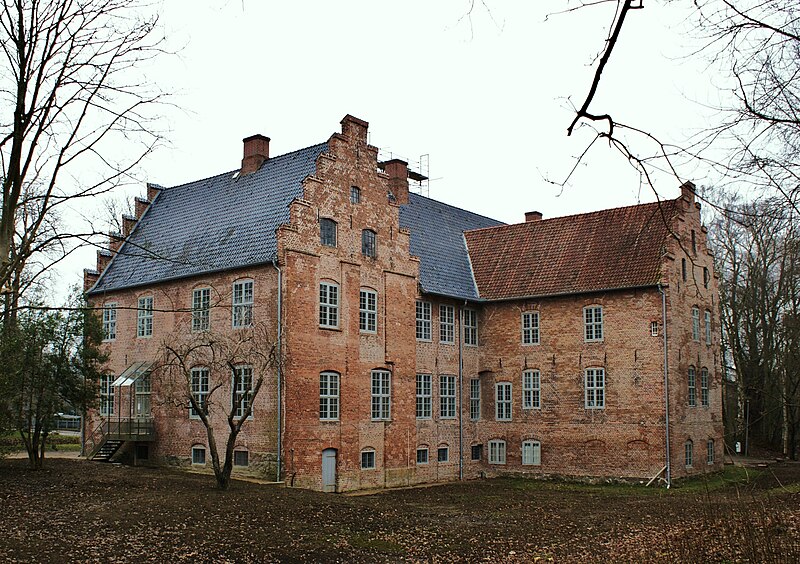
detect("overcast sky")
[64,1,716,295]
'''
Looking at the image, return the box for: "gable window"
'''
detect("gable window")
[707,439,715,464]
[584,306,603,342]
[651,321,659,337]
[232,280,254,328]
[439,304,455,343]
[440,375,456,419]
[416,374,431,419]
[685,440,694,467]
[233,450,249,467]
[371,369,391,420]
[469,378,480,420]
[522,369,541,409]
[437,446,449,463]
[137,296,153,337]
[584,368,605,409]
[359,289,377,333]
[463,309,478,346]
[191,446,206,465]
[688,366,697,407]
[320,218,337,247]
[522,311,540,345]
[416,301,431,341]
[361,449,376,470]
[361,229,376,258]
[691,307,700,341]
[102,303,117,341]
[100,374,114,416]
[700,367,709,407]
[320,371,340,421]
[704,310,712,345]
[416,447,429,464]
[192,288,210,332]
[350,186,361,204]
[190,367,209,419]
[319,282,339,328]
[496,382,512,421]
[232,365,253,419]
[522,440,541,466]
[471,444,483,461]
[488,440,506,464]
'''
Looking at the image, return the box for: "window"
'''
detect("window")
[192,288,210,332]
[692,307,700,341]
[137,296,153,337]
[488,440,506,464]
[232,365,253,419]
[691,229,697,254]
[232,280,254,328]
[584,306,603,342]
[100,374,114,416]
[522,311,540,345]
[685,440,694,467]
[703,266,710,288]
[319,282,339,328]
[320,218,337,247]
[350,186,361,204]
[463,308,478,346]
[415,301,431,341]
[682,258,687,281]
[135,375,151,417]
[651,321,659,337]
[233,450,249,467]
[707,439,715,464]
[361,449,376,470]
[102,303,117,341]
[192,446,206,465]
[371,370,391,420]
[522,440,541,466]
[437,447,449,463]
[361,229,376,258]
[440,375,456,419]
[523,369,541,409]
[471,444,483,461]
[688,366,697,407]
[416,374,431,419]
[190,367,209,418]
[584,368,605,409]
[359,289,377,333]
[320,371,340,421]
[469,378,480,420]
[705,310,712,344]
[701,367,709,407]
[496,382,512,421]
[439,304,455,343]
[416,448,428,464]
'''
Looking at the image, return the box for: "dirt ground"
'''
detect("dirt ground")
[0,458,798,563]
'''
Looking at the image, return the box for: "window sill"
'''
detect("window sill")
[319,325,342,332]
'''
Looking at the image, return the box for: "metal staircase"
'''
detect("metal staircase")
[87,418,154,462]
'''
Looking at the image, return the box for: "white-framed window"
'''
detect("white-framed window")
[233,450,249,467]
[691,307,700,341]
[319,371,340,421]
[522,440,541,466]
[471,444,483,461]
[371,370,391,420]
[496,382,512,421]
[361,449,376,470]
[416,374,431,419]
[701,367,709,407]
[137,296,153,337]
[651,321,659,337]
[350,186,361,204]
[134,375,151,417]
[584,306,603,342]
[437,446,449,463]
[463,309,478,346]
[232,365,253,419]
[359,289,377,333]
[192,288,210,332]
[191,446,206,465]
[707,439,715,464]
[100,374,114,416]
[361,229,377,258]
[685,440,694,467]
[704,310,712,344]
[319,282,339,328]
[439,304,455,343]
[416,447,428,465]
[440,375,456,419]
[688,366,697,407]
[488,440,506,464]
[232,280,254,328]
[469,378,480,420]
[190,367,209,419]
[522,311,540,345]
[416,300,431,341]
[584,368,605,409]
[522,369,541,409]
[320,218,337,247]
[102,303,117,341]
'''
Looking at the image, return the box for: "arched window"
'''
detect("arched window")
[320,218,337,247]
[319,371,340,420]
[522,440,541,466]
[319,281,339,328]
[688,366,696,407]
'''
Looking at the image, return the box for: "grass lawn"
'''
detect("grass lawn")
[0,458,798,562]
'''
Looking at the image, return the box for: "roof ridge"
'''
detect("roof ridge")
[407,191,505,225]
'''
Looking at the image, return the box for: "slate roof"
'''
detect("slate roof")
[89,143,328,294]
[399,193,505,300]
[464,199,680,301]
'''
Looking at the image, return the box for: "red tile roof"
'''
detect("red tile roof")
[465,199,681,300]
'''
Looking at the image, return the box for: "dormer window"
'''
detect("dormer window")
[320,218,337,247]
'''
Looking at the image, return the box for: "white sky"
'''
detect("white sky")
[61,1,716,297]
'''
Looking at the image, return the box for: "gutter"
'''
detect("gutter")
[658,283,671,487]
[273,259,283,483]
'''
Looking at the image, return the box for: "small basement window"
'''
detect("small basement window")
[233,450,249,467]
[192,446,206,465]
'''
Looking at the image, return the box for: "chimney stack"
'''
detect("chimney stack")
[525,211,543,222]
[241,134,270,175]
[384,159,409,205]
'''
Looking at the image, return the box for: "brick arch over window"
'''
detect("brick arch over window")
[583,439,606,467]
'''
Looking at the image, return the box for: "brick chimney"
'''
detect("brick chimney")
[241,134,270,175]
[525,211,543,222]
[384,159,409,205]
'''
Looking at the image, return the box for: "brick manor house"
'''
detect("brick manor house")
[84,115,722,491]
